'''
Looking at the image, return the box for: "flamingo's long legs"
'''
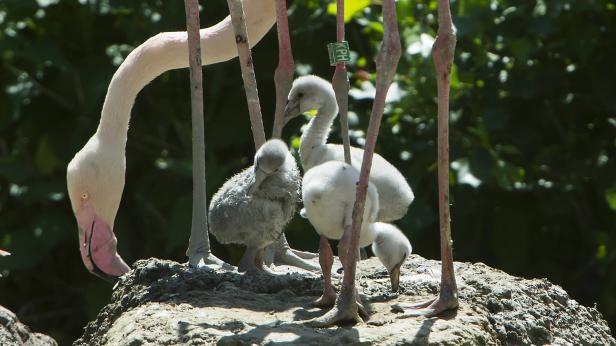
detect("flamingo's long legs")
[308,0,401,326]
[184,0,229,269]
[394,0,459,318]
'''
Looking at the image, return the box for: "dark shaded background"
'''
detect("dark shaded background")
[0,0,614,344]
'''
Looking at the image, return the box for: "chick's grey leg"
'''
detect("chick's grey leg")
[255,247,285,275]
[266,236,320,272]
[292,248,320,260]
[239,246,283,276]
[238,247,260,274]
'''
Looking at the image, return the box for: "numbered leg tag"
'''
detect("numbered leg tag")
[328,41,351,66]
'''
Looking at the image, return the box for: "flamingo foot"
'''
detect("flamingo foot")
[312,288,337,308]
[265,236,320,272]
[189,252,234,270]
[239,247,287,276]
[275,248,320,271]
[307,291,368,327]
[392,295,458,318]
[307,283,368,327]
[291,249,319,260]
[255,258,288,276]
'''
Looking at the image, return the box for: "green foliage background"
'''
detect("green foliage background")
[1,0,615,343]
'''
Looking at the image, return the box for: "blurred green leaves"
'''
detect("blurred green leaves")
[605,187,616,211]
[327,0,370,23]
[34,138,62,175]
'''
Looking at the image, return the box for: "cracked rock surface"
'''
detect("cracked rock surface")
[0,305,57,346]
[75,255,615,345]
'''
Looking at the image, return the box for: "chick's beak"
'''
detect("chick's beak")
[283,98,300,126]
[249,168,268,194]
[76,200,130,283]
[389,260,404,292]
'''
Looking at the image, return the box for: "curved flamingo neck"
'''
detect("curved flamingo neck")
[96,0,276,143]
[299,93,338,166]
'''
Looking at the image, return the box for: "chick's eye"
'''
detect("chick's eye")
[297,92,304,99]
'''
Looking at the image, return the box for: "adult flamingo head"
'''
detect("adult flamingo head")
[67,135,129,283]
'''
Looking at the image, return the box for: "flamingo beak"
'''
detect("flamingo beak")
[283,98,300,126]
[76,201,129,283]
[249,167,268,194]
[389,259,404,292]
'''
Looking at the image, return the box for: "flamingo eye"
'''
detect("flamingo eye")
[297,92,304,99]
[81,193,89,200]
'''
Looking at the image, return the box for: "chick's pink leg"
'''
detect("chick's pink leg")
[313,236,337,307]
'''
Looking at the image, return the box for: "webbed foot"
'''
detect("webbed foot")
[392,295,458,318]
[307,289,368,327]
[189,252,233,270]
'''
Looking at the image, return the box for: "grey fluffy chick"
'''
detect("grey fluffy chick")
[209,139,300,275]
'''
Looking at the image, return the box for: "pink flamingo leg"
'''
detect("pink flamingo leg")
[308,0,401,326]
[271,0,294,140]
[226,0,267,149]
[394,0,459,317]
[184,0,229,269]
[332,0,352,164]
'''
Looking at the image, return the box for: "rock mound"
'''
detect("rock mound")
[0,305,57,346]
[75,255,615,345]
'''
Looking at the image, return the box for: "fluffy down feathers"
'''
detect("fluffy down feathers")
[302,161,380,247]
[208,141,300,248]
[287,75,414,222]
[371,222,412,272]
[302,161,412,279]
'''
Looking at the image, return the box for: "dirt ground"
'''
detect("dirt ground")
[71,254,614,345]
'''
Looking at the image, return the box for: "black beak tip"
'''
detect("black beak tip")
[389,268,402,292]
[390,277,400,292]
[94,271,119,285]
[87,220,120,285]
